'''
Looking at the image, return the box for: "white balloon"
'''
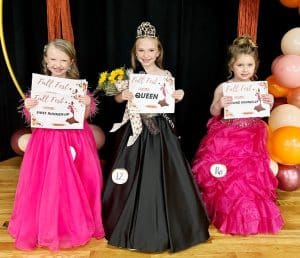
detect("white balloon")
[18,133,31,152]
[281,27,300,55]
[270,159,279,176]
[268,104,300,131]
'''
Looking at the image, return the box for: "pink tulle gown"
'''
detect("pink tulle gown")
[8,101,105,250]
[192,116,284,235]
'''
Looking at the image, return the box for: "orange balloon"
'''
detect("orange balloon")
[268,126,300,165]
[280,0,299,8]
[287,87,300,108]
[267,75,290,98]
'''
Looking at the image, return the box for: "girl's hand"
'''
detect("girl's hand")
[261,94,274,107]
[24,98,38,109]
[172,89,184,102]
[220,96,233,108]
[78,95,91,106]
[121,89,134,101]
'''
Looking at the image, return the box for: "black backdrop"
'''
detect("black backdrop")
[0,0,299,162]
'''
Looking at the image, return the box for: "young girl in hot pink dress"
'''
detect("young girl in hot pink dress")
[192,35,284,235]
[8,39,105,250]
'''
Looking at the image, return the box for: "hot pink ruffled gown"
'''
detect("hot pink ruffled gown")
[8,97,105,251]
[192,116,284,235]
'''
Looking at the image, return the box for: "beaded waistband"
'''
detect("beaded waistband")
[220,118,261,127]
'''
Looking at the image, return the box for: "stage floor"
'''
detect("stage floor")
[0,157,299,258]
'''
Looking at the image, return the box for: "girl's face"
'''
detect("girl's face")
[135,37,160,69]
[44,45,72,78]
[231,54,256,81]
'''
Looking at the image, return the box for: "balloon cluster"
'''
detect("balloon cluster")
[267,26,300,191]
[10,124,106,156]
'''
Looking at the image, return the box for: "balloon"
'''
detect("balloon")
[266,75,290,98]
[272,55,300,88]
[281,27,300,55]
[277,164,300,191]
[268,126,300,165]
[268,104,300,131]
[10,128,32,156]
[287,87,300,108]
[271,55,284,72]
[88,124,106,150]
[279,0,300,8]
[270,159,279,176]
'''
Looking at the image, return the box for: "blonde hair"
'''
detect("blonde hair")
[227,35,259,80]
[42,38,80,79]
[131,37,164,71]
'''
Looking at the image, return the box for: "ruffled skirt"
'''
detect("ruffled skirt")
[192,116,284,235]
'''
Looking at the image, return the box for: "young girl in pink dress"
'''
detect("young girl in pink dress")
[192,35,284,235]
[8,39,105,250]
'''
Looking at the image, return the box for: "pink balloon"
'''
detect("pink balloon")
[88,124,106,150]
[272,55,300,88]
[271,55,284,71]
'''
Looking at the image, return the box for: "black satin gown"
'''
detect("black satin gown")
[102,114,210,252]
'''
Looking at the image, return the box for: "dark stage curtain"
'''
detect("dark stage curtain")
[0,0,299,162]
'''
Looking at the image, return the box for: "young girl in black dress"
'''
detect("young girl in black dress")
[102,21,210,253]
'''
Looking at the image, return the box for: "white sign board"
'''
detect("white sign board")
[223,81,270,119]
[128,74,175,113]
[30,73,87,129]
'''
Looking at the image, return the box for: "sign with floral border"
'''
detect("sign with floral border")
[223,81,270,119]
[128,74,175,113]
[30,73,87,129]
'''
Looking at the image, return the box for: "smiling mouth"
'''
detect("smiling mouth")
[53,68,64,73]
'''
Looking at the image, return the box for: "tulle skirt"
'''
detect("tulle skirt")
[8,121,105,250]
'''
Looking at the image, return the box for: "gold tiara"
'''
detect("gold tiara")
[136,22,157,38]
